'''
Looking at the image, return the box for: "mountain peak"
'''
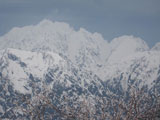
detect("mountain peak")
[110,35,149,51]
[110,35,149,49]
[107,35,149,63]
[37,19,72,32]
[38,19,53,26]
[152,42,160,51]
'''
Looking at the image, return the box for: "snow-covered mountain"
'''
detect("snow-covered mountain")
[0,19,159,91]
[0,19,160,119]
[0,19,153,77]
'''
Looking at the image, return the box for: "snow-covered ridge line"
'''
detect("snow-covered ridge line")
[0,19,151,50]
[0,48,160,93]
[0,19,151,67]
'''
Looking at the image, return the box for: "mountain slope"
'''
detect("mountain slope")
[102,51,160,92]
[0,48,104,95]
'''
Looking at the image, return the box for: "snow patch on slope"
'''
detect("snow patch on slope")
[0,48,64,93]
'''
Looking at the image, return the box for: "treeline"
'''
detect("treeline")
[1,85,160,120]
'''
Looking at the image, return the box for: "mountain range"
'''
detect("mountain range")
[0,19,160,119]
